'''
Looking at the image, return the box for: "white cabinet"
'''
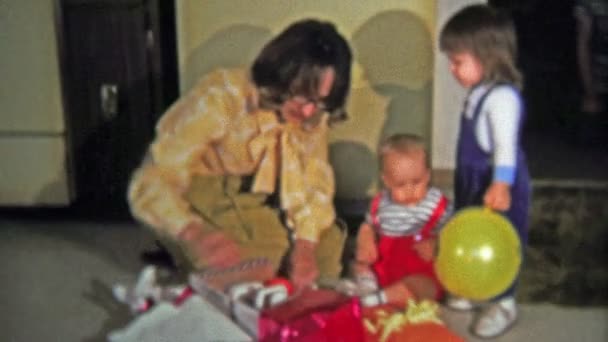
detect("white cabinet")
[0,136,71,205]
[0,0,72,206]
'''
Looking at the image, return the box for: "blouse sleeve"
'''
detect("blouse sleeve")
[127,73,233,238]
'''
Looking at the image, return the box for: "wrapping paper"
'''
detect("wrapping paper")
[108,295,252,342]
[258,288,365,341]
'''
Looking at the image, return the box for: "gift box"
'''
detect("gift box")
[362,302,465,342]
[258,288,365,342]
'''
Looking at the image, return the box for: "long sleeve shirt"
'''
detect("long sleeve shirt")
[463,84,523,185]
[128,68,336,242]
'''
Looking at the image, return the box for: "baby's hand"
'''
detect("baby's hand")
[413,238,436,262]
[356,223,378,264]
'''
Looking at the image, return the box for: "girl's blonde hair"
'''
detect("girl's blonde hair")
[439,4,522,89]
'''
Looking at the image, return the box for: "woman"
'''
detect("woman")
[128,19,352,292]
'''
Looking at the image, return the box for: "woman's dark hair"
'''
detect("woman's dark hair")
[439,4,522,89]
[252,19,352,119]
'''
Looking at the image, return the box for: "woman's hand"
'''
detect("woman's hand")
[484,181,511,211]
[178,222,241,268]
[289,239,319,292]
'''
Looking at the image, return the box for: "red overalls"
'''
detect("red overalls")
[370,193,448,299]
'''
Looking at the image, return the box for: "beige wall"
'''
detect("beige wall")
[176,0,436,199]
[0,0,479,206]
[0,136,71,205]
[0,0,70,205]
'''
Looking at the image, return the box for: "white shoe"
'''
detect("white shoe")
[331,279,359,296]
[360,290,388,307]
[472,297,518,339]
[355,272,379,295]
[445,295,474,311]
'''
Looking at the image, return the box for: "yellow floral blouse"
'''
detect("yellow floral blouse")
[128,68,336,242]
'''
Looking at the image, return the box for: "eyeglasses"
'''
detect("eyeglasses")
[287,94,327,112]
[258,87,329,114]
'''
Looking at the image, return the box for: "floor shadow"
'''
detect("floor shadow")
[81,278,133,342]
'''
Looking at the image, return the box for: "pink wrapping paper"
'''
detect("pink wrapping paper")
[258,288,365,342]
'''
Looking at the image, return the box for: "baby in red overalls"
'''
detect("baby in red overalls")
[352,134,453,307]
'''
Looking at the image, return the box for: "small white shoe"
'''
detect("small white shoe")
[355,272,379,295]
[360,290,388,307]
[445,295,475,311]
[472,296,518,339]
[331,278,359,296]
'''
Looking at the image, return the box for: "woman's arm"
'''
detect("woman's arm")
[128,73,231,238]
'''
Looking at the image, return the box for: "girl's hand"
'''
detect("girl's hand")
[413,238,436,262]
[355,223,378,264]
[484,181,511,211]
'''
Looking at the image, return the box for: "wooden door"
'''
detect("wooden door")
[56,0,177,215]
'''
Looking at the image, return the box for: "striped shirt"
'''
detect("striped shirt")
[366,187,453,237]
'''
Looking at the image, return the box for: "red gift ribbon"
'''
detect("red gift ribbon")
[173,286,194,306]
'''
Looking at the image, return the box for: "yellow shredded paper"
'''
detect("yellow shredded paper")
[363,300,444,342]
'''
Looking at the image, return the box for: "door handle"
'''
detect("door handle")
[100,83,119,121]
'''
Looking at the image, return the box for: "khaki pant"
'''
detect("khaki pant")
[166,175,346,280]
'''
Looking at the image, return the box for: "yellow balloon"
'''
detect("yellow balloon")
[435,207,521,301]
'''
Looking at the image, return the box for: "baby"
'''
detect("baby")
[353,133,453,307]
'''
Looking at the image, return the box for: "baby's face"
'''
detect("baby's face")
[382,150,430,206]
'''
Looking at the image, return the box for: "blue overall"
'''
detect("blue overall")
[454,84,531,299]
